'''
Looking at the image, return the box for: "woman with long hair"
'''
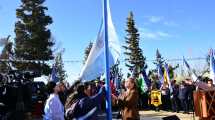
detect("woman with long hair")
[113,77,140,120]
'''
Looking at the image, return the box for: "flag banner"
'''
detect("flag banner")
[51,64,58,83]
[151,90,162,107]
[183,56,198,82]
[157,64,164,86]
[79,0,120,81]
[138,73,148,93]
[142,69,151,89]
[209,49,215,84]
[164,63,173,93]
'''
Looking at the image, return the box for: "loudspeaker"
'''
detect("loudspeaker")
[162,115,180,120]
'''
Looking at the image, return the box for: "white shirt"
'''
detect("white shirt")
[44,93,64,120]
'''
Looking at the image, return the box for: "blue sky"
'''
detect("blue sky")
[0,0,215,83]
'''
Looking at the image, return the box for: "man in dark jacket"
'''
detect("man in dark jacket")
[171,80,180,112]
[186,79,195,112]
[178,81,188,114]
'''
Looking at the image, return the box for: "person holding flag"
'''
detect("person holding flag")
[160,63,171,111]
[112,77,140,120]
[137,70,150,109]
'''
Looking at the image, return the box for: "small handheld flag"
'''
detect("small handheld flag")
[157,64,164,87]
[183,57,198,82]
[138,73,148,93]
[51,64,58,83]
[164,63,173,93]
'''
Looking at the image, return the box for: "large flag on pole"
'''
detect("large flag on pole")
[183,56,198,82]
[164,63,173,93]
[79,0,120,82]
[79,0,119,119]
[209,49,215,84]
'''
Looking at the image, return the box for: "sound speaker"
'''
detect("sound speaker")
[162,115,180,120]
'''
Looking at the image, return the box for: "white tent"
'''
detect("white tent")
[34,75,49,84]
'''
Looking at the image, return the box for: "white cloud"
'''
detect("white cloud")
[144,15,179,27]
[163,21,179,27]
[157,31,172,37]
[140,28,172,40]
[147,16,163,23]
[142,32,159,39]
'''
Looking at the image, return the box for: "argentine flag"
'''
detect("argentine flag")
[209,49,215,84]
[79,1,120,81]
[51,64,59,83]
[183,57,198,82]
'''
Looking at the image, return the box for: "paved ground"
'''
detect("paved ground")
[32,110,199,120]
[139,110,199,120]
[98,110,199,120]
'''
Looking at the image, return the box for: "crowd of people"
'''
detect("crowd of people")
[1,73,215,120]
[42,77,215,120]
[42,77,140,120]
[139,78,215,114]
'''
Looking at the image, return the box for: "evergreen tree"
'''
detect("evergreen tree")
[55,52,67,82]
[154,49,165,66]
[83,41,93,64]
[14,0,54,75]
[152,49,178,80]
[123,12,146,79]
[0,36,14,72]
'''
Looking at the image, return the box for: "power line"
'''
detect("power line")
[0,57,207,64]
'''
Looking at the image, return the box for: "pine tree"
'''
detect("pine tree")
[123,12,146,79]
[55,52,67,82]
[14,0,54,75]
[153,49,178,80]
[154,49,165,66]
[83,42,93,64]
[0,36,14,72]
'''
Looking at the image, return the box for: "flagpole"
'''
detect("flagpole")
[103,0,112,119]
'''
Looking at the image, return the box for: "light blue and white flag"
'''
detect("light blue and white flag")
[51,64,59,83]
[209,49,215,84]
[79,1,120,81]
[183,56,198,82]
